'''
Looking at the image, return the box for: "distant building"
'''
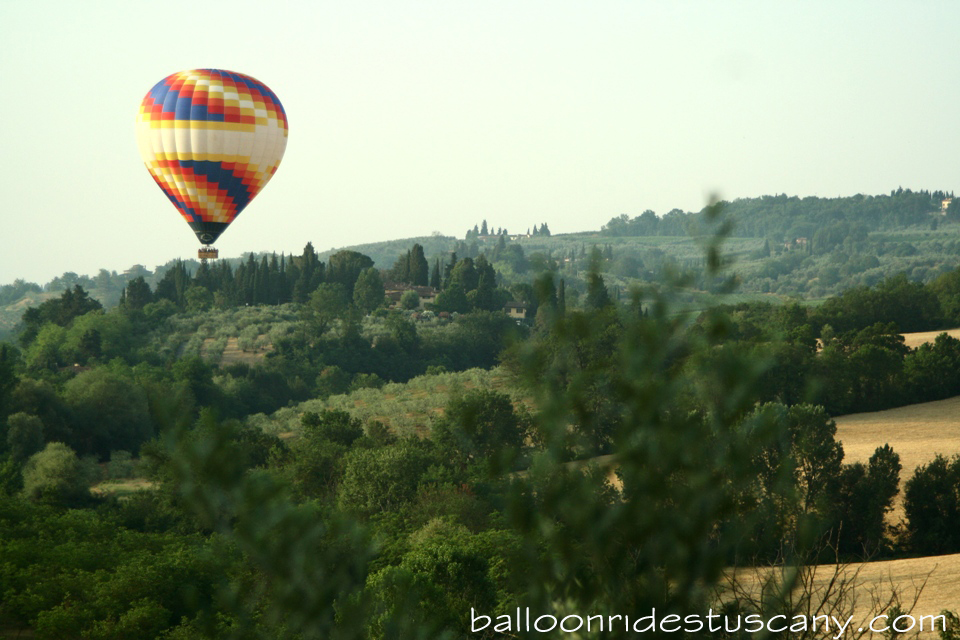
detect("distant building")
[123,264,151,279]
[942,198,953,214]
[503,301,528,320]
[383,282,438,308]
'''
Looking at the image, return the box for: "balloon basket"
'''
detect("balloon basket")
[198,247,219,260]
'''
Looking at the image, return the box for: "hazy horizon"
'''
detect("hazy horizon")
[3,1,958,284]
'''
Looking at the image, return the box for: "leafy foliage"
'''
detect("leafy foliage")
[4,203,960,635]
[21,442,92,506]
[904,454,960,555]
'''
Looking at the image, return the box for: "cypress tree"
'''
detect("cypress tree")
[410,244,429,286]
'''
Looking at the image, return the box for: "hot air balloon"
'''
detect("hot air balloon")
[136,69,288,259]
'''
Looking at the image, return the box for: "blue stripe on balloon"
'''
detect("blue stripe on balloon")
[146,71,284,122]
[156,161,253,224]
[163,190,201,223]
[189,102,225,122]
[175,91,193,120]
[161,83,180,119]
[147,78,173,106]
[185,161,253,213]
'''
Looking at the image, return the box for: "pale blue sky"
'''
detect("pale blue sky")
[2,1,958,284]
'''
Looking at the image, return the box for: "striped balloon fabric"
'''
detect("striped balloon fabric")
[136,69,288,246]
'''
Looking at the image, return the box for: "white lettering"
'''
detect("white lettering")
[791,614,809,633]
[534,615,557,632]
[633,609,656,633]
[560,615,583,633]
[870,614,889,633]
[744,614,764,633]
[471,608,490,632]
[707,609,722,632]
[767,614,787,633]
[586,614,604,632]
[832,616,853,640]
[660,614,681,633]
[893,614,916,633]
[921,614,947,632]
[684,613,704,633]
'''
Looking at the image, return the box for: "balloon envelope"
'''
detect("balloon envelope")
[136,69,288,246]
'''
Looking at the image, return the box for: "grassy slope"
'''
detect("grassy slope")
[257,366,527,438]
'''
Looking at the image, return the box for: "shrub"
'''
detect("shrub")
[904,454,960,555]
[22,442,92,506]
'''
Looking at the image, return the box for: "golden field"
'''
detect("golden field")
[901,328,960,349]
[826,391,960,634]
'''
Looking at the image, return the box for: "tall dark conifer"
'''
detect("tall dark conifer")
[410,244,429,286]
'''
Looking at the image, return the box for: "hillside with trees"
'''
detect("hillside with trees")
[3,193,960,636]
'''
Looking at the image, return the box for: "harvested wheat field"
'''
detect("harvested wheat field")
[849,553,960,626]
[730,552,960,638]
[834,395,960,523]
[829,397,960,634]
[900,328,960,349]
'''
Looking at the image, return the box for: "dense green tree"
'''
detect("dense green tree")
[831,444,901,555]
[471,255,498,312]
[23,323,66,370]
[410,244,430,286]
[185,285,213,312]
[584,271,612,311]
[21,442,92,506]
[154,261,191,309]
[434,284,469,314]
[76,327,102,362]
[745,403,844,519]
[433,390,527,470]
[0,342,19,417]
[122,275,154,311]
[338,439,441,516]
[282,411,365,501]
[59,310,134,365]
[4,412,44,463]
[929,266,960,325]
[7,378,74,445]
[812,323,909,414]
[304,283,350,337]
[365,524,499,638]
[63,367,154,457]
[904,454,960,555]
[172,356,220,411]
[327,250,375,297]
[399,289,420,310]
[813,273,942,334]
[353,267,385,314]
[506,304,620,454]
[448,258,478,294]
[904,333,960,401]
[442,251,457,287]
[292,242,324,303]
[301,410,365,448]
[20,285,103,346]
